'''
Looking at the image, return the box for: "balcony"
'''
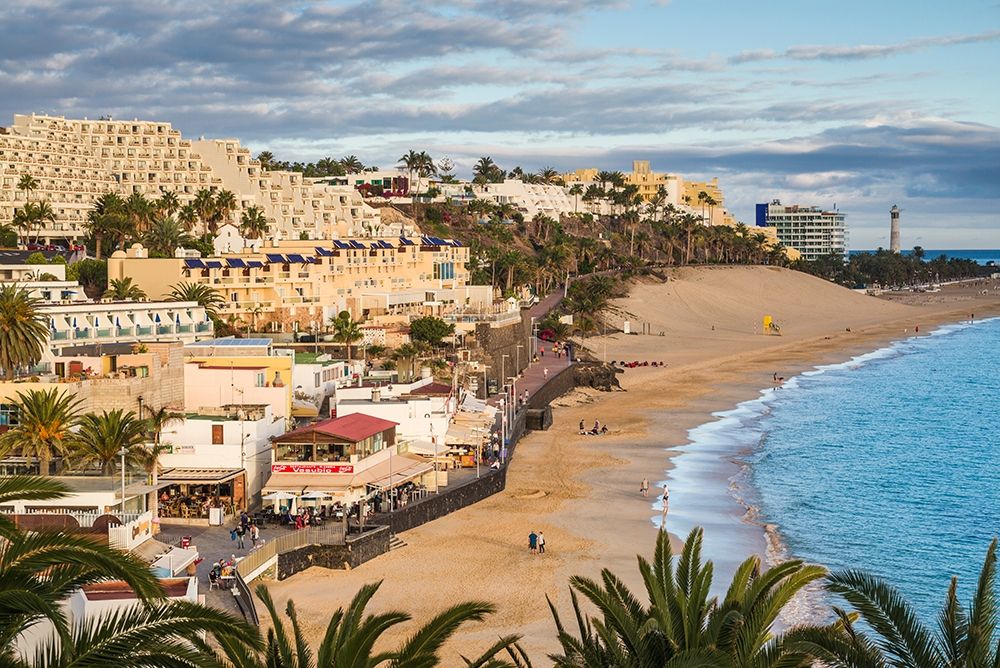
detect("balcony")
[136,326,152,335]
[195,322,212,333]
[156,325,174,335]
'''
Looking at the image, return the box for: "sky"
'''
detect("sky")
[1,0,998,249]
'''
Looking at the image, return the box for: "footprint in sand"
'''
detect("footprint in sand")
[512,489,548,499]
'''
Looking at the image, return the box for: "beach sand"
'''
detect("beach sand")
[263,267,1000,662]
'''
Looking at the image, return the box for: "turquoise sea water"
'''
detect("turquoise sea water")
[851,249,1000,265]
[664,316,1000,619]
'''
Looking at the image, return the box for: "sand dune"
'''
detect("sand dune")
[262,267,1000,663]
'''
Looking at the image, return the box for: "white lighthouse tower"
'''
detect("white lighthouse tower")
[890,205,901,253]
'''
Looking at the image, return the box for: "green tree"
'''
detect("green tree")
[212,189,238,232]
[192,189,216,233]
[86,192,126,259]
[17,173,39,204]
[391,342,420,382]
[805,538,1000,668]
[24,252,48,265]
[408,316,455,347]
[167,282,225,318]
[340,155,364,172]
[0,389,82,476]
[550,528,834,667]
[0,285,48,381]
[144,216,190,257]
[569,183,584,214]
[255,150,274,170]
[239,205,270,240]
[329,310,363,360]
[66,258,108,298]
[103,277,147,301]
[0,476,260,664]
[73,409,147,475]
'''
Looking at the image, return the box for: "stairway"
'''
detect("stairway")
[388,533,407,551]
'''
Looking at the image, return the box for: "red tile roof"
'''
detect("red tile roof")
[279,413,398,442]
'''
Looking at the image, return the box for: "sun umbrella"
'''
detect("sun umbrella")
[300,491,332,500]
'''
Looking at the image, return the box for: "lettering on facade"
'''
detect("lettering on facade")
[271,464,354,474]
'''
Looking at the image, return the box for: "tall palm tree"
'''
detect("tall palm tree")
[473,156,501,183]
[156,191,180,217]
[192,188,216,234]
[138,405,182,524]
[550,528,834,667]
[124,192,154,236]
[17,173,39,204]
[177,203,198,232]
[329,310,363,360]
[340,155,364,173]
[803,539,1000,668]
[239,205,270,240]
[167,282,225,318]
[568,183,584,215]
[103,277,147,301]
[144,216,189,256]
[86,193,126,259]
[255,150,274,170]
[0,285,48,381]
[391,342,420,382]
[398,150,420,195]
[0,390,82,477]
[212,189,238,232]
[73,409,146,475]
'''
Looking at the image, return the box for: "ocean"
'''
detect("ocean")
[850,249,1000,265]
[662,316,1000,620]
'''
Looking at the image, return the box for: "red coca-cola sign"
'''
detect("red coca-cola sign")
[271,463,354,474]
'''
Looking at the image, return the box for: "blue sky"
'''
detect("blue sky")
[1,0,998,248]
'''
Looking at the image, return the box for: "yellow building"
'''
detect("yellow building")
[108,235,491,332]
[0,113,390,244]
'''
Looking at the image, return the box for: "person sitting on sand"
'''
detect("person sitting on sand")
[601,425,609,434]
[579,419,585,433]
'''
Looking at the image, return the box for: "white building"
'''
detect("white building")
[157,403,285,505]
[335,379,455,443]
[475,180,579,219]
[756,200,848,261]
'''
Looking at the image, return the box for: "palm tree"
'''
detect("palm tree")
[474,156,502,183]
[138,405,182,524]
[398,150,420,195]
[804,538,1000,668]
[214,582,518,668]
[0,389,82,476]
[144,215,189,256]
[329,310,363,360]
[550,527,833,667]
[86,192,126,259]
[340,154,364,173]
[391,342,420,382]
[124,192,154,236]
[240,205,270,240]
[17,173,39,204]
[212,189,238,233]
[73,409,146,475]
[156,191,180,217]
[0,476,261,664]
[167,282,225,318]
[193,188,216,233]
[0,285,48,381]
[568,183,584,215]
[103,277,147,301]
[256,150,274,170]
[177,203,198,232]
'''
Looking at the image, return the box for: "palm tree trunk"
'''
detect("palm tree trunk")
[95,234,103,261]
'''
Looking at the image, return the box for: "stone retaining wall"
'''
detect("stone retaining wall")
[372,469,507,534]
[276,525,391,580]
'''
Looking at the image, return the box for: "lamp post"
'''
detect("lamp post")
[500,354,509,397]
[508,376,517,425]
[515,343,524,375]
[499,397,506,464]
[118,447,128,513]
[428,419,438,493]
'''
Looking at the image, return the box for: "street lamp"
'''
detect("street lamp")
[118,447,128,513]
[500,354,509,395]
[428,418,438,493]
[515,343,524,375]
[508,376,517,425]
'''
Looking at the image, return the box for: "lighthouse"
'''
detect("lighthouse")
[890,205,901,253]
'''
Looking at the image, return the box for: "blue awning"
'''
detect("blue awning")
[333,240,351,249]
[399,237,414,246]
[306,256,318,263]
[247,260,263,268]
[350,240,366,249]
[183,259,206,269]
[227,258,247,268]
[266,254,286,263]
[206,260,223,269]
[315,247,333,257]
[286,253,306,263]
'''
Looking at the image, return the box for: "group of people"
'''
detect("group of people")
[579,419,609,436]
[209,555,237,586]
[528,529,546,554]
[534,341,570,361]
[229,511,262,549]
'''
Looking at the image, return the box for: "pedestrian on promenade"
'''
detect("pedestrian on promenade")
[538,531,546,554]
[523,389,529,403]
[543,367,549,380]
[540,346,545,357]
[239,510,249,532]
[528,530,538,554]
[250,523,260,547]
[235,523,246,549]
[640,478,649,496]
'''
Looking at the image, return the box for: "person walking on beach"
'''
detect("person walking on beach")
[640,478,649,497]
[528,530,538,554]
[661,484,670,524]
[538,531,546,554]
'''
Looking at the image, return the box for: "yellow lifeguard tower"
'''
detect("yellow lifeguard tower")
[762,315,781,335]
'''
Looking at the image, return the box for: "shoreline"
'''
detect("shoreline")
[263,269,1000,660]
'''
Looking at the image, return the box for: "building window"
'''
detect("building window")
[211,424,224,445]
[0,403,20,427]
[256,372,265,387]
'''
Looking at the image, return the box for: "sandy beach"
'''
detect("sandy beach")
[263,267,1000,662]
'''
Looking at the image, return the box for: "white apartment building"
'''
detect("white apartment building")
[0,113,383,243]
[475,180,580,219]
[2,280,213,361]
[756,200,848,261]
